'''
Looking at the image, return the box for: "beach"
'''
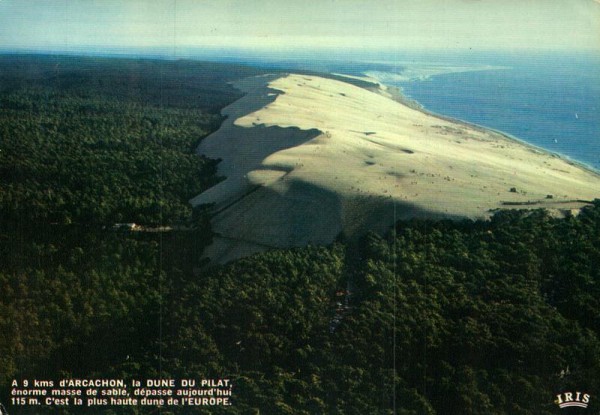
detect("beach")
[192,73,600,263]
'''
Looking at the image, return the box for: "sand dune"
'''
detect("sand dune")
[192,73,600,263]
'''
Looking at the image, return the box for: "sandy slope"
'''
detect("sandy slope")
[192,73,600,263]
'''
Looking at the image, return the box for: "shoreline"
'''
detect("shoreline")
[375,78,600,177]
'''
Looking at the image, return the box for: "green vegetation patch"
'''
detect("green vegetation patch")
[0,55,267,225]
[3,204,600,414]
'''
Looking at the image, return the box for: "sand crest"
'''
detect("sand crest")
[192,73,600,263]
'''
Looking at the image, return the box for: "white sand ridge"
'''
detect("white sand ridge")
[191,73,600,264]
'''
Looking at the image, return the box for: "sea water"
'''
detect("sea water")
[375,52,600,171]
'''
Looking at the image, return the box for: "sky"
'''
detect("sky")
[1,0,600,55]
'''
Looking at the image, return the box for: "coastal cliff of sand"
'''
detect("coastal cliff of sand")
[192,73,600,263]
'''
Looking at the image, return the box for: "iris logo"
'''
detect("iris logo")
[555,392,591,409]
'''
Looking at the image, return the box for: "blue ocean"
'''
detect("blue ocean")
[364,52,600,171]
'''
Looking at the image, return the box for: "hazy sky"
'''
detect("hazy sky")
[1,0,600,53]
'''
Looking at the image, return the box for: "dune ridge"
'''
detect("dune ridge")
[192,73,600,264]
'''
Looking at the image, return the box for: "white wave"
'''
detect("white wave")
[365,63,510,83]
